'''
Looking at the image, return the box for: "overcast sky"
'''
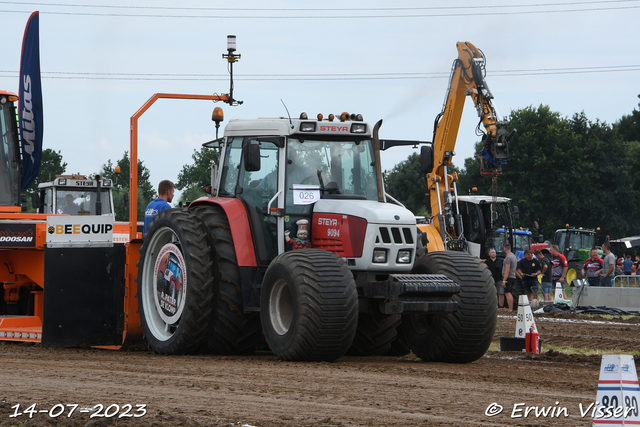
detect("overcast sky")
[2,1,639,196]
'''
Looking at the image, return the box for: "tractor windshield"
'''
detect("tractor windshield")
[55,189,113,215]
[559,230,595,259]
[488,230,531,260]
[0,98,20,206]
[514,234,531,253]
[285,138,378,214]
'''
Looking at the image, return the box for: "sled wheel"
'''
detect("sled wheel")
[137,209,213,354]
[401,251,497,363]
[260,249,358,361]
[191,204,262,354]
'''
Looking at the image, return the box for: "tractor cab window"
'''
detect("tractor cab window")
[567,231,594,250]
[55,189,112,215]
[0,100,19,206]
[219,137,280,204]
[555,231,565,252]
[565,231,595,259]
[41,188,53,214]
[491,232,506,254]
[219,137,243,196]
[459,201,481,244]
[284,138,378,215]
[568,232,582,251]
[583,233,595,249]
[241,140,279,201]
[514,234,530,252]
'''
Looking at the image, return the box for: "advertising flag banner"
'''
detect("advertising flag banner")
[19,11,44,192]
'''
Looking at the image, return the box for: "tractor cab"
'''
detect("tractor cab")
[36,175,115,216]
[209,112,418,270]
[492,228,536,260]
[0,91,21,208]
[553,227,597,263]
[453,195,515,259]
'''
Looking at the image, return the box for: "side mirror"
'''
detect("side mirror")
[512,206,520,220]
[20,194,28,212]
[420,145,433,174]
[31,193,41,212]
[243,143,261,172]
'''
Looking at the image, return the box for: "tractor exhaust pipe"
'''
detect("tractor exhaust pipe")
[373,119,385,203]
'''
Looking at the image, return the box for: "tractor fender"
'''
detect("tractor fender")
[189,197,257,267]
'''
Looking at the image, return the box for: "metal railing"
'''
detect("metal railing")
[613,275,640,288]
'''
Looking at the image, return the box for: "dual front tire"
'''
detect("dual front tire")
[400,251,497,363]
[260,249,358,362]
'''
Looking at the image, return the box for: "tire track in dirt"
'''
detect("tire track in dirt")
[0,311,637,426]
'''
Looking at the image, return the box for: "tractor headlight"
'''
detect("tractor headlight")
[396,250,412,264]
[300,122,316,132]
[351,123,366,133]
[372,249,387,263]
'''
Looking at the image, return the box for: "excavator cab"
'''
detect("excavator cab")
[0,91,21,208]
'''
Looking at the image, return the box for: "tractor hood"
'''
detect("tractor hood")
[313,199,416,226]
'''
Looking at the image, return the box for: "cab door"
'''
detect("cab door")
[220,137,282,264]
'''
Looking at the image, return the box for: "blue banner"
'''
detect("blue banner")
[19,11,43,192]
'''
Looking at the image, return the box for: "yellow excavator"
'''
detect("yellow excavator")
[417,41,515,254]
[384,42,515,359]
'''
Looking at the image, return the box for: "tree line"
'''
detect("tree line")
[385,97,640,242]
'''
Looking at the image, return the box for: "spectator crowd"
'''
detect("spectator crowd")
[484,242,637,308]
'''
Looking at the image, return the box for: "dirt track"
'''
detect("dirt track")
[1,309,639,427]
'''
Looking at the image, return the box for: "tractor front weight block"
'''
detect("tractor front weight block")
[361,273,460,315]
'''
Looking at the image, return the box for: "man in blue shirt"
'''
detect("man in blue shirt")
[623,255,634,275]
[143,180,175,233]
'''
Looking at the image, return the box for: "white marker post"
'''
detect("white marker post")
[515,295,538,338]
[593,354,640,425]
[554,282,564,302]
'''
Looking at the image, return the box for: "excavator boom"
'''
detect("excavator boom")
[421,42,514,251]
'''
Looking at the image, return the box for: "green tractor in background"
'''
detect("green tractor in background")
[551,226,603,286]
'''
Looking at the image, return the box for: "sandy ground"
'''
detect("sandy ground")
[0,309,639,427]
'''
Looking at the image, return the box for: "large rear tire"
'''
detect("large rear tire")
[191,205,262,354]
[401,251,497,363]
[137,209,213,354]
[260,249,358,361]
[347,312,401,356]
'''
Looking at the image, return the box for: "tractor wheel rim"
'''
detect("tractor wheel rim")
[142,226,185,341]
[269,279,293,336]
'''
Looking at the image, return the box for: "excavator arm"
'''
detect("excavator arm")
[421,41,515,251]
